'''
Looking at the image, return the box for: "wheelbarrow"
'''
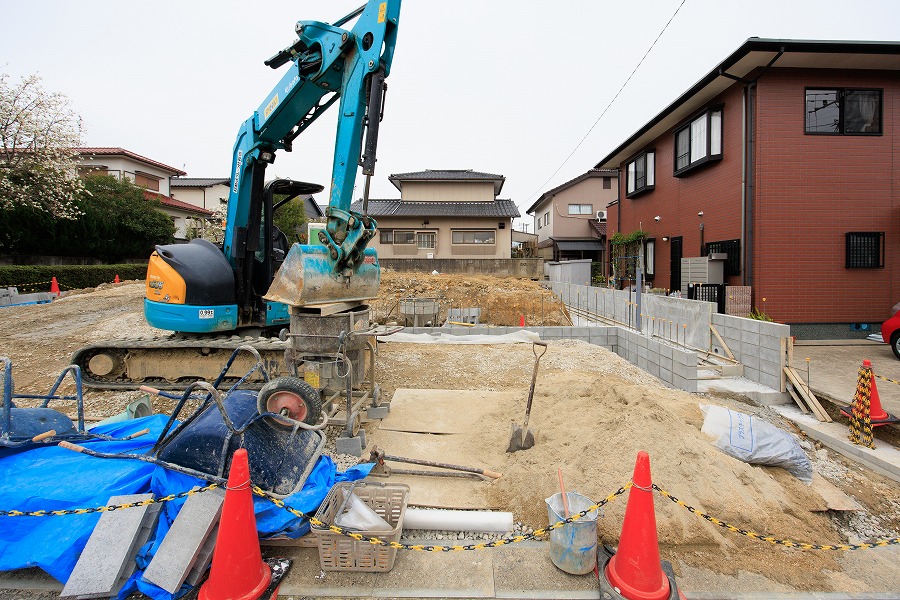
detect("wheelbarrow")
[0,356,148,456]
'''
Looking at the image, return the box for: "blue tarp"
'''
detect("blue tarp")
[0,414,372,599]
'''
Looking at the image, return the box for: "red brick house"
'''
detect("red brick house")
[595,39,900,337]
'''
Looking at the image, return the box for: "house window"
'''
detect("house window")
[417,232,436,249]
[536,219,541,230]
[706,239,741,276]
[603,177,611,189]
[379,230,394,244]
[644,240,655,276]
[674,108,722,175]
[134,172,161,191]
[805,89,882,135]
[845,232,884,268]
[568,204,593,215]
[543,213,549,226]
[626,151,654,197]
[452,230,495,244]
[394,230,415,244]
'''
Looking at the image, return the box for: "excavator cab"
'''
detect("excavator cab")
[145,178,324,334]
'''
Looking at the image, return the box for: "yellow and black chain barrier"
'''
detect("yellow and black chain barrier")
[874,373,900,386]
[0,484,219,517]
[654,484,900,550]
[3,481,899,552]
[253,484,630,552]
[849,365,875,448]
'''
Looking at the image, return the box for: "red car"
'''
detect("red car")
[882,311,900,359]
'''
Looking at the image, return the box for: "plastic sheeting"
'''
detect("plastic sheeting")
[384,330,541,344]
[0,414,372,599]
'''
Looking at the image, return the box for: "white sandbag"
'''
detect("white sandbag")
[699,404,812,483]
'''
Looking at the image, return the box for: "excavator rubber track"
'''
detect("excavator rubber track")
[71,334,292,390]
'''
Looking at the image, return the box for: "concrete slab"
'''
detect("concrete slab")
[795,340,900,418]
[60,494,161,599]
[379,389,520,435]
[141,486,225,594]
[364,430,500,509]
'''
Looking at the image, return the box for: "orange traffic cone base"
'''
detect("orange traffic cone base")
[600,451,674,600]
[842,360,900,426]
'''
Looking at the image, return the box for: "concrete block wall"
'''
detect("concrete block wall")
[711,313,790,390]
[400,325,698,393]
[548,282,714,350]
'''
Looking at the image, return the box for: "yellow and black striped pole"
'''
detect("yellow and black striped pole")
[849,363,875,449]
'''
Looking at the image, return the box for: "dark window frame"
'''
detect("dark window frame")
[625,150,655,199]
[379,229,394,244]
[845,232,884,269]
[705,239,741,276]
[451,230,496,245]
[393,230,415,245]
[673,106,723,177]
[805,88,883,136]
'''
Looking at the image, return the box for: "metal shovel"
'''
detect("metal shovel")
[507,341,548,452]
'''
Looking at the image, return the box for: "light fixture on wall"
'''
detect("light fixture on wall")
[697,211,704,217]
[662,237,669,242]
[422,219,430,227]
[654,215,660,222]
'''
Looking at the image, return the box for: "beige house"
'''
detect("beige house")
[73,147,213,240]
[353,169,519,259]
[526,168,618,262]
[170,177,230,212]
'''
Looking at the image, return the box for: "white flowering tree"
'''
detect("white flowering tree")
[0,71,84,218]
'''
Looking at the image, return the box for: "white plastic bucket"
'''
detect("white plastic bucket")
[545,491,598,575]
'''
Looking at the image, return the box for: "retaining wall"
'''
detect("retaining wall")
[546,281,790,392]
[380,258,543,279]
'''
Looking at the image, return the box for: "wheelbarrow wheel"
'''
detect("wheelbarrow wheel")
[258,377,322,427]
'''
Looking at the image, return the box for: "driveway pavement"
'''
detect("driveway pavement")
[793,338,900,419]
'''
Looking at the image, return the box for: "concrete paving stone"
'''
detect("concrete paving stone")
[141,486,225,594]
[492,543,597,597]
[61,493,161,599]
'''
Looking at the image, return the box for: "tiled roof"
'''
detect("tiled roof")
[388,169,506,195]
[144,191,214,216]
[74,147,187,176]
[350,199,520,219]
[588,219,606,237]
[171,177,229,188]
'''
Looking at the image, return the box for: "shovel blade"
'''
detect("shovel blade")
[506,423,536,452]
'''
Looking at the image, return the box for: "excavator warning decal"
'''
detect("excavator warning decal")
[264,94,279,120]
[378,2,386,23]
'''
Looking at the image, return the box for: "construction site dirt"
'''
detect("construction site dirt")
[1,272,899,597]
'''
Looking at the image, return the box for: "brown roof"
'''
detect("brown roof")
[74,147,187,176]
[144,191,213,216]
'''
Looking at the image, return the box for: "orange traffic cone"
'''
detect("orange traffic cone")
[519,315,525,327]
[50,277,60,297]
[603,451,673,600]
[841,360,899,427]
[199,448,271,600]
[114,274,120,284]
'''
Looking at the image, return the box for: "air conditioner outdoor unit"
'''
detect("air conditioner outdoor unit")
[596,210,607,221]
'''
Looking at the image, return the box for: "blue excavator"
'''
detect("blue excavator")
[73,0,401,390]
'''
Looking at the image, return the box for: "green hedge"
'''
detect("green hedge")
[0,263,148,293]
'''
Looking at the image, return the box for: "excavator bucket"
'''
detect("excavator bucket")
[264,243,380,307]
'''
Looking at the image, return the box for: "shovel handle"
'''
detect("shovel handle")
[522,342,548,428]
[59,441,85,453]
[32,430,57,442]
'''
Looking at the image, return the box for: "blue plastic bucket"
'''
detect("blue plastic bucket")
[546,491,598,575]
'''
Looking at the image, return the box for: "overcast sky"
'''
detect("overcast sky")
[2,0,898,228]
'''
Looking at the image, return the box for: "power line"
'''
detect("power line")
[522,0,688,207]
